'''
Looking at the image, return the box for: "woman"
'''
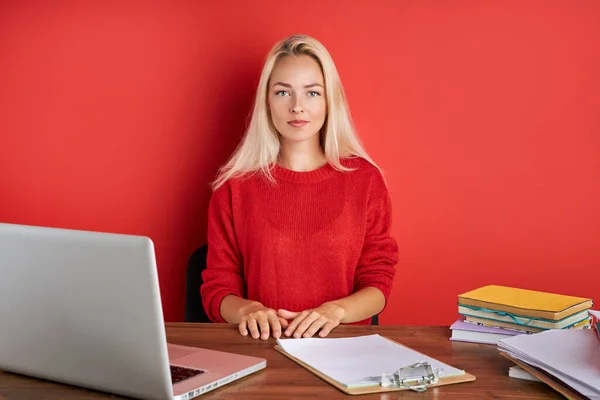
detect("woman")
[201,34,398,340]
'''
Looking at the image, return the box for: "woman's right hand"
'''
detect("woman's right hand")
[238,302,289,340]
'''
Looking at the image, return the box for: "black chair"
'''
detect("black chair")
[185,244,211,322]
[371,314,379,326]
[184,244,379,325]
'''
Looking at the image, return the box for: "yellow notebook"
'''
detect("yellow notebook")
[458,285,593,321]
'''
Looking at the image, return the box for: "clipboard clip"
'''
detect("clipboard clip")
[380,362,441,392]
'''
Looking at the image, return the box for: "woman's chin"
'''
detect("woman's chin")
[279,131,321,144]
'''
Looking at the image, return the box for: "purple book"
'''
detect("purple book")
[450,317,526,344]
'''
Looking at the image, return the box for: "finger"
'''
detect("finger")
[278,317,289,330]
[303,317,327,338]
[278,309,301,320]
[293,312,320,338]
[268,313,283,339]
[247,318,260,339]
[318,320,339,337]
[238,319,248,336]
[257,314,271,340]
[285,311,308,337]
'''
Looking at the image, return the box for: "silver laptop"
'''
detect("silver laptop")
[0,222,266,400]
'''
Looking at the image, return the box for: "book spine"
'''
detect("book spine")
[459,304,586,324]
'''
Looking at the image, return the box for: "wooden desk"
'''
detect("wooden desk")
[0,324,562,399]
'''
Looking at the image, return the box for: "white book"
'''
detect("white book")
[450,318,523,344]
[508,366,541,382]
[452,329,516,345]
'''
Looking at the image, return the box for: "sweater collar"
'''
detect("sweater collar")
[272,162,336,183]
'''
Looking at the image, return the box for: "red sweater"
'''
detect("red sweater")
[200,157,399,325]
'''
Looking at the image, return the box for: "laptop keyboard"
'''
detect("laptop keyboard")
[170,365,205,384]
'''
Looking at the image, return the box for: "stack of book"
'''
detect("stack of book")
[450,285,593,345]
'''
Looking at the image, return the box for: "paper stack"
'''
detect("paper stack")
[450,285,593,345]
[498,329,600,399]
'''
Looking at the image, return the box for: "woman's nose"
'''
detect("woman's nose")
[290,96,304,114]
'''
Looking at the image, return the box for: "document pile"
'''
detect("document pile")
[498,329,600,399]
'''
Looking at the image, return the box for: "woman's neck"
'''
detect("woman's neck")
[278,139,327,172]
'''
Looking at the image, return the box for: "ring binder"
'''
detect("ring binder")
[380,362,441,392]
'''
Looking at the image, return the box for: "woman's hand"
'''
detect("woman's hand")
[238,302,289,340]
[278,302,346,339]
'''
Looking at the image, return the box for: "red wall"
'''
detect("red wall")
[1,1,598,325]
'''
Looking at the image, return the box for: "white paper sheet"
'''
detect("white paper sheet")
[503,350,600,399]
[498,329,600,398]
[276,334,464,388]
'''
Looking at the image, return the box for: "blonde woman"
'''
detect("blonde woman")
[200,34,398,340]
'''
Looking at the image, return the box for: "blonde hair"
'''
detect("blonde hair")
[212,34,379,189]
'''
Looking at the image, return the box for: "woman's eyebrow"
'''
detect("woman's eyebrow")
[272,82,324,88]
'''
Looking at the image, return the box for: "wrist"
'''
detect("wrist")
[238,300,264,319]
[324,301,347,322]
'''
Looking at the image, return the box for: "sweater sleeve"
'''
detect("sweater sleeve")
[200,182,245,323]
[354,171,399,306]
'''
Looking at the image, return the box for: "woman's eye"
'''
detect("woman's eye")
[308,91,321,97]
[275,90,290,96]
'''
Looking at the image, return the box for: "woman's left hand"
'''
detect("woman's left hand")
[278,303,345,338]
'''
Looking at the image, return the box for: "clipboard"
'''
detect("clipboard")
[274,336,476,395]
[499,352,586,400]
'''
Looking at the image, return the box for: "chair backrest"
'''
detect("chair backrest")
[184,244,211,322]
[184,243,379,325]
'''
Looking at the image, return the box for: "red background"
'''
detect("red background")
[1,1,598,325]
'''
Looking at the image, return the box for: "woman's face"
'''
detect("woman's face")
[268,55,327,146]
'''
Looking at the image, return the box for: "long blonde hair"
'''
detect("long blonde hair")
[212,34,379,189]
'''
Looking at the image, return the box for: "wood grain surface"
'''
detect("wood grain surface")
[0,323,563,399]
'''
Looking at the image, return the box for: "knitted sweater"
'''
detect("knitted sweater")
[200,157,399,325]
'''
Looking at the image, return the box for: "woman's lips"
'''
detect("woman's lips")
[287,120,309,127]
